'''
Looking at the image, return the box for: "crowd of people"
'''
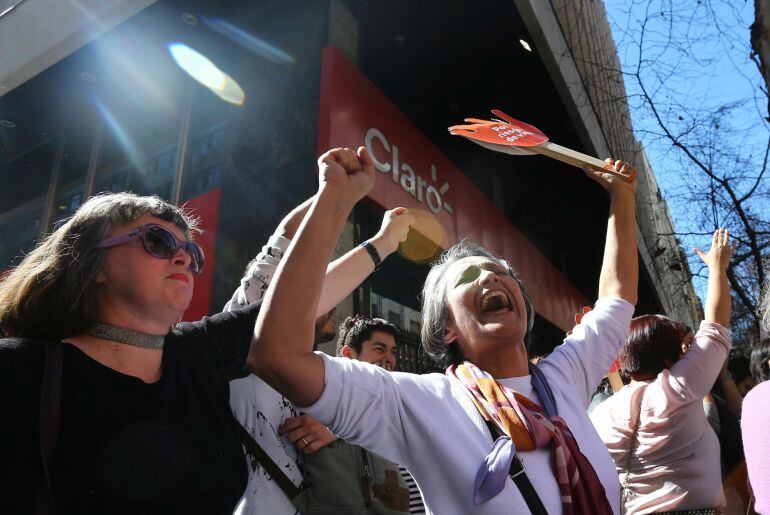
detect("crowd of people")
[0,144,769,514]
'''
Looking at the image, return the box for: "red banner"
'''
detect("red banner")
[181,187,221,321]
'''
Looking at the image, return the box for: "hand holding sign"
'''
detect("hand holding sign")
[449,110,636,183]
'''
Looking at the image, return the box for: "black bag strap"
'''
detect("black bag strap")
[482,365,556,514]
[38,341,63,515]
[232,416,303,500]
[484,421,548,515]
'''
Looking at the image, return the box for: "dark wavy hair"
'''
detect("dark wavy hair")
[729,354,753,385]
[335,315,399,357]
[750,338,770,383]
[0,192,197,340]
[620,315,688,380]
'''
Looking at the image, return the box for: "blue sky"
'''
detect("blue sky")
[604,0,769,306]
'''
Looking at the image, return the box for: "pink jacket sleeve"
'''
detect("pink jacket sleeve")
[666,321,731,401]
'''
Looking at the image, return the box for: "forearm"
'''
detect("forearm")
[704,265,731,327]
[598,190,638,304]
[275,196,315,240]
[250,188,352,405]
[317,234,393,316]
[608,370,624,393]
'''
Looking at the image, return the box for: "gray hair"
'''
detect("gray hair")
[420,241,535,368]
[0,192,198,339]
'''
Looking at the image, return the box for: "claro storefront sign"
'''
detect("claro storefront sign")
[317,45,587,331]
[364,128,453,216]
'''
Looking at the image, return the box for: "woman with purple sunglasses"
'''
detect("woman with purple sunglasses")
[0,188,411,514]
[0,192,258,514]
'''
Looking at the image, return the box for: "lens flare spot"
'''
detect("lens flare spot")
[398,209,449,264]
[168,43,245,105]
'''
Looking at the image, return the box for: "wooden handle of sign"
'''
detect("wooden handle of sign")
[529,141,634,182]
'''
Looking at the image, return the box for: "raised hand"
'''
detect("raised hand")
[317,146,375,207]
[697,228,734,327]
[370,207,415,257]
[584,158,637,196]
[695,228,736,271]
[279,414,338,455]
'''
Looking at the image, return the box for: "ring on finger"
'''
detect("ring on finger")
[302,437,310,448]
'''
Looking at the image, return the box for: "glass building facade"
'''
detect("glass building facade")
[0,0,666,371]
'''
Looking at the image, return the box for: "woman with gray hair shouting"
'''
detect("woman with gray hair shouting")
[251,146,637,514]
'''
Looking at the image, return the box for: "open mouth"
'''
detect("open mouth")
[480,290,512,315]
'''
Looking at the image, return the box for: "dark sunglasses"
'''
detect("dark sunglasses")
[95,223,205,275]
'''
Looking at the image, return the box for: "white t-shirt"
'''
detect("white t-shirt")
[227,236,302,515]
[305,297,634,514]
[231,375,302,515]
[227,234,426,514]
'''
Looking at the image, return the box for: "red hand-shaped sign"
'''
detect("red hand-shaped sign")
[448,109,549,147]
[449,109,637,183]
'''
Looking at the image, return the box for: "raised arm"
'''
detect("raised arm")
[225,188,412,315]
[248,147,375,407]
[588,158,638,304]
[317,207,413,316]
[223,197,314,311]
[669,229,734,397]
[541,159,638,403]
[696,228,733,327]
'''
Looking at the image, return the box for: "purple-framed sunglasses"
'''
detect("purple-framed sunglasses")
[95,223,205,275]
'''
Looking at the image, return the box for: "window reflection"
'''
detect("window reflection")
[92,98,180,199]
[0,140,57,268]
[181,87,229,200]
[50,124,96,229]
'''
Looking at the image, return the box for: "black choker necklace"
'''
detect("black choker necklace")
[84,322,166,349]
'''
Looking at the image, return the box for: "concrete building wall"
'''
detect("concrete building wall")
[514,0,701,329]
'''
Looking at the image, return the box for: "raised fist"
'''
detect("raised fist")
[370,207,415,257]
[317,146,376,206]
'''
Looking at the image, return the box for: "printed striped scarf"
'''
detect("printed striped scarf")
[448,361,613,514]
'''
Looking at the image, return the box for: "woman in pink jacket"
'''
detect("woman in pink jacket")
[591,228,734,514]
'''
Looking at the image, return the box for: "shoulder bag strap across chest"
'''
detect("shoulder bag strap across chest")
[38,340,63,515]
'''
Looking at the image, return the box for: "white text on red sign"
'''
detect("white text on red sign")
[365,127,453,215]
[492,124,533,143]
